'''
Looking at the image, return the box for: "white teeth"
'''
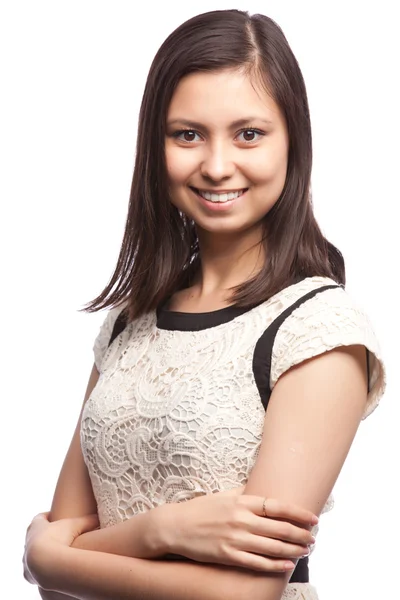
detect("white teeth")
[197,189,245,203]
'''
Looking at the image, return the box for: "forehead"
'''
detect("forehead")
[167,69,283,126]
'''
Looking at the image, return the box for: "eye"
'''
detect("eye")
[172,129,201,143]
[236,128,265,143]
[170,127,265,144]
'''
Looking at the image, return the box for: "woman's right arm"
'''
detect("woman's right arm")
[48,364,99,521]
[36,363,100,600]
[33,360,158,600]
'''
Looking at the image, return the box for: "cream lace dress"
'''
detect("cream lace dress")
[81,276,386,600]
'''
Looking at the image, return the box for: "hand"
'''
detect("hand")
[156,490,317,572]
[23,512,99,587]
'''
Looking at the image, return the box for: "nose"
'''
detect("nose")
[200,141,236,182]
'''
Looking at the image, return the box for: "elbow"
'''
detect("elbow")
[38,588,77,600]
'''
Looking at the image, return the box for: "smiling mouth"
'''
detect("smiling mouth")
[190,187,248,203]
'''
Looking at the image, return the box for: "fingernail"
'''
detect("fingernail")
[311,516,319,525]
[284,562,295,570]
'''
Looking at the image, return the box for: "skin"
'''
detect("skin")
[165,68,289,310]
[23,69,370,600]
[25,344,368,600]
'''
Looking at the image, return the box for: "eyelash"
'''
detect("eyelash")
[171,127,266,144]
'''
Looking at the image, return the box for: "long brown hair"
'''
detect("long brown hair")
[83,9,345,322]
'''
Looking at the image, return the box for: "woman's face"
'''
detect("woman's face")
[165,69,289,239]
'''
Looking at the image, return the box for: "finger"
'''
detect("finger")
[33,512,50,520]
[216,486,245,497]
[227,550,296,573]
[239,532,310,560]
[249,514,315,546]
[244,496,318,526]
[22,550,37,584]
[26,512,50,535]
[262,498,318,526]
[23,565,37,585]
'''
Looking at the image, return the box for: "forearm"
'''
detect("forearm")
[39,546,292,600]
[73,488,247,559]
[72,508,165,558]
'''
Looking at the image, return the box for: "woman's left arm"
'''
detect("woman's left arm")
[27,344,371,600]
[244,344,369,512]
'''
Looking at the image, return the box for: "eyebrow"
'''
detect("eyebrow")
[166,117,273,130]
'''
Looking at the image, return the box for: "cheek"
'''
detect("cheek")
[166,147,197,185]
[244,147,288,185]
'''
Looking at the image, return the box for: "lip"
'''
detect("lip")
[189,186,248,212]
[190,186,248,194]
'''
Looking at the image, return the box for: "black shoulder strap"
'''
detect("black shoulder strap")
[108,310,129,347]
[253,284,343,410]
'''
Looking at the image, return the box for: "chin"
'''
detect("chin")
[195,218,263,237]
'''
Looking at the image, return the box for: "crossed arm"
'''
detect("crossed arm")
[32,344,368,600]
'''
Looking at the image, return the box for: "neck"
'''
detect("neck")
[192,226,266,298]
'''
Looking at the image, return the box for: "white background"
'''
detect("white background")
[1,1,398,598]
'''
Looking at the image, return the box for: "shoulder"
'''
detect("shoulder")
[93,305,126,373]
[270,276,386,419]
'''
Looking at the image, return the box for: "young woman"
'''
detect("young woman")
[23,9,386,600]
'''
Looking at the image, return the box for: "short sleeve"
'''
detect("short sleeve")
[93,306,124,373]
[270,287,386,419]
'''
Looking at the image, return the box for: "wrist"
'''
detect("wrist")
[148,503,177,555]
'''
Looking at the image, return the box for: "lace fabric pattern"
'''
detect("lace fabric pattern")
[271,286,385,419]
[281,583,319,600]
[82,276,386,599]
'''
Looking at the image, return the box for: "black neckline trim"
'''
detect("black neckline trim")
[155,277,340,332]
[156,302,258,331]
